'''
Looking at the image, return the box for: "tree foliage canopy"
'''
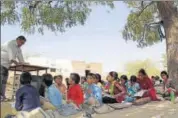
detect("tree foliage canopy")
[1,0,114,34]
[123,1,178,48]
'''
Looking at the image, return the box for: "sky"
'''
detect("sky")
[1,2,166,72]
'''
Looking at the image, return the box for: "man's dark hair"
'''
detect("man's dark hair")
[70,73,80,84]
[20,72,32,85]
[54,75,63,81]
[16,36,26,41]
[43,74,53,87]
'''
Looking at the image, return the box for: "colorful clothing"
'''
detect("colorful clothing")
[96,83,103,89]
[67,84,84,107]
[125,82,140,102]
[85,84,103,104]
[46,84,62,109]
[126,82,140,97]
[103,81,126,103]
[163,79,178,96]
[137,77,158,101]
[81,82,88,91]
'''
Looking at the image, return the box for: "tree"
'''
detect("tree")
[123,1,178,84]
[124,59,160,77]
[1,1,113,34]
[1,1,178,85]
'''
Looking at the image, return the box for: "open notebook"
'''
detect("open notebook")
[134,90,147,97]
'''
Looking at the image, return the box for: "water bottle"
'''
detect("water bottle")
[170,91,175,103]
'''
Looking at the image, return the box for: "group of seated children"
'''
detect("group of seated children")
[14,72,103,114]
[102,69,178,104]
[14,69,178,115]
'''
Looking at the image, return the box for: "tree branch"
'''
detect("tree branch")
[137,1,155,17]
[34,1,41,8]
[141,1,144,9]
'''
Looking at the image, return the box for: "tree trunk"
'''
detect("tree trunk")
[157,1,178,88]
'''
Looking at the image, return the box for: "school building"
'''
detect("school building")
[7,57,103,85]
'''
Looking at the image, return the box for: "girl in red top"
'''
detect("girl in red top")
[67,73,84,107]
[137,69,159,101]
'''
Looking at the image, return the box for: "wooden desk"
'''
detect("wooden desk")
[9,64,48,75]
[9,64,48,100]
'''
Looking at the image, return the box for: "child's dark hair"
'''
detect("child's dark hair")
[87,73,96,79]
[109,71,118,80]
[130,75,137,83]
[81,76,86,81]
[70,73,80,84]
[54,75,63,81]
[120,75,128,83]
[20,72,32,85]
[43,74,53,87]
[160,71,169,78]
[65,78,70,89]
[95,73,102,83]
[138,68,147,76]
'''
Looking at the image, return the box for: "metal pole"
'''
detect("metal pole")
[12,67,16,101]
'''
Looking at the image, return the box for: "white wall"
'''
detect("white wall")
[27,57,73,77]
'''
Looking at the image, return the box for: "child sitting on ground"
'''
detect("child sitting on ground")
[85,73,103,106]
[54,75,67,98]
[81,76,88,91]
[160,71,178,99]
[15,72,41,111]
[43,74,62,109]
[103,71,126,103]
[67,73,84,108]
[94,73,103,89]
[125,75,140,102]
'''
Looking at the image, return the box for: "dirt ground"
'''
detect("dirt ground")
[2,84,178,118]
[95,101,178,118]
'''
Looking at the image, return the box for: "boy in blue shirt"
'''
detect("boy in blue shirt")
[43,74,62,109]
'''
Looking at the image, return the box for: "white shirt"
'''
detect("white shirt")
[1,40,24,68]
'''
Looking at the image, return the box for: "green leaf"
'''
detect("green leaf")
[1,1,114,35]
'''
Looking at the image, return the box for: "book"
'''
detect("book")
[134,90,147,97]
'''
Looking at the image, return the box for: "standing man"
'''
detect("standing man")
[1,36,28,101]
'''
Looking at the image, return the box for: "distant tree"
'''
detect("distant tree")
[124,59,160,77]
[123,1,178,84]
